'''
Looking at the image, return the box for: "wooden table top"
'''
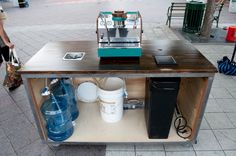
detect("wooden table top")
[19,40,217,75]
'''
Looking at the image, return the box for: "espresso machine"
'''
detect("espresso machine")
[96,11,143,58]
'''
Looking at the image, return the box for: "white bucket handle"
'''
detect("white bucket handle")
[98,98,115,105]
[122,78,128,98]
[96,77,128,98]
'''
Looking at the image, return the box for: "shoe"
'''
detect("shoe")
[9,85,21,91]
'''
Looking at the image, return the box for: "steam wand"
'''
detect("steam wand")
[100,13,110,45]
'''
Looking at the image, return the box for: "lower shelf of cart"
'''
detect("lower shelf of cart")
[47,101,189,143]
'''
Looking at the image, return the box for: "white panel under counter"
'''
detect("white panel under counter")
[63,101,187,143]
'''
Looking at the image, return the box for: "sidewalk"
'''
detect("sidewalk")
[0,0,236,156]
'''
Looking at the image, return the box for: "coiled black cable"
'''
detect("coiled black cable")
[174,104,192,139]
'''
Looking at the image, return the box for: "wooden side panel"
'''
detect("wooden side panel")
[177,77,208,139]
[30,78,46,107]
[28,78,48,141]
[125,78,146,98]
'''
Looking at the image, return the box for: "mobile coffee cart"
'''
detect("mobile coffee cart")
[19,40,217,144]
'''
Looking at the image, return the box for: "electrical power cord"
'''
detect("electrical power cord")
[174,104,192,139]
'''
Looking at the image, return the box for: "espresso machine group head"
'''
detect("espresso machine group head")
[96,11,143,58]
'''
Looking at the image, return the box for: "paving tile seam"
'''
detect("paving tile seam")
[193,149,227,152]
[224,150,236,152]
[4,89,36,128]
[165,151,195,153]
[135,149,165,151]
[212,129,233,151]
[21,110,36,126]
[3,132,18,156]
[212,96,236,99]
[226,88,236,102]
[0,109,23,122]
[15,138,55,155]
[206,111,236,114]
[107,149,165,151]
[208,127,236,130]
[222,151,228,156]
[205,111,236,129]
[13,137,41,152]
[196,122,224,151]
[106,147,134,151]
[134,145,137,156]
[225,113,236,129]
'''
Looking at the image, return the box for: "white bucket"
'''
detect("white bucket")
[98,77,124,123]
[77,81,98,103]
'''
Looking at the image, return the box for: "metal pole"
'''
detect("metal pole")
[230,43,236,63]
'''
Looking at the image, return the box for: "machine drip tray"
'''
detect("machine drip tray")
[100,57,140,64]
[154,56,177,65]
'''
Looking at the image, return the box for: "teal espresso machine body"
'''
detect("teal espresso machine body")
[96,11,143,58]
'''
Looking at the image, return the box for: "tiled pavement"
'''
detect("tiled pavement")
[0,0,236,156]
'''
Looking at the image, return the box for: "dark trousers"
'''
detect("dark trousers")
[0,46,9,64]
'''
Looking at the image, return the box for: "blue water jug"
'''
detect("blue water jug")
[51,78,79,121]
[61,78,79,120]
[41,94,74,141]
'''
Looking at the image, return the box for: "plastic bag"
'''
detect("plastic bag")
[3,48,23,90]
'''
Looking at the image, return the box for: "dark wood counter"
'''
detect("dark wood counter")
[19,40,217,144]
[19,40,217,75]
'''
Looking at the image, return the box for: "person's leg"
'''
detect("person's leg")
[1,46,9,62]
[0,56,3,66]
[0,48,4,67]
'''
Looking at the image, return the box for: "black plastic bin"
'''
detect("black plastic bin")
[18,0,29,8]
[145,77,180,139]
[182,1,205,33]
